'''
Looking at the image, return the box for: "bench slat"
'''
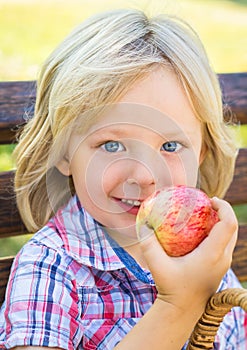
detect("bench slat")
[0,73,246,300]
[224,148,247,205]
[219,72,247,124]
[0,73,246,145]
[0,81,36,144]
[0,147,246,238]
[0,171,27,237]
[232,224,247,282]
[0,256,14,306]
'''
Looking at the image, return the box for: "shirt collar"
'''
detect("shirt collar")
[52,195,126,271]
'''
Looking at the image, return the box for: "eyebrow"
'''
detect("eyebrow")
[88,123,197,141]
[88,126,136,139]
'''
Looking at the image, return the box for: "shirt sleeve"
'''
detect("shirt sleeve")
[0,241,83,349]
[214,269,247,349]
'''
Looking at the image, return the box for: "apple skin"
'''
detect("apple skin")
[136,185,219,257]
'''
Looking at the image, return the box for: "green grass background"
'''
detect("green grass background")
[0,0,247,80]
[0,0,247,258]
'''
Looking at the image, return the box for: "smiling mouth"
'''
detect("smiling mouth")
[113,197,142,215]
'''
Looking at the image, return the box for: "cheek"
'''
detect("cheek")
[71,152,125,209]
[181,151,201,186]
[165,151,201,187]
[100,160,128,195]
[72,155,105,198]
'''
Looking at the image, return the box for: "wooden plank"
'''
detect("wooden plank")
[232,224,247,282]
[0,145,246,238]
[219,72,247,124]
[0,171,27,237]
[0,256,14,306]
[224,148,247,205]
[0,73,246,144]
[0,81,36,144]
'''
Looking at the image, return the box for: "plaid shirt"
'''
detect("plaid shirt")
[0,195,246,349]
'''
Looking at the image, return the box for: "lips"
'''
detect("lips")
[113,197,142,215]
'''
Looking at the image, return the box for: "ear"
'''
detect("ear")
[56,158,71,176]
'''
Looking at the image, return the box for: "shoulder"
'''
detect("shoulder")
[5,225,96,307]
[1,236,89,349]
[10,235,93,289]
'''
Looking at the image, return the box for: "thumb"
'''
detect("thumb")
[138,225,170,270]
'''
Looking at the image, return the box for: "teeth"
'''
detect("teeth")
[121,198,141,206]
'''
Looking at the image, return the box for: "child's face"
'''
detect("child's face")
[57,67,204,243]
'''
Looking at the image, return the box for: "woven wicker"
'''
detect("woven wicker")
[186,288,247,349]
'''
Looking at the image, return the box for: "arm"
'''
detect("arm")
[3,243,82,350]
[115,197,238,349]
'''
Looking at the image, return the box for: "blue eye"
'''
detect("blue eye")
[101,141,125,152]
[161,141,182,152]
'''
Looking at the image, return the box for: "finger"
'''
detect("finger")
[200,197,238,255]
[138,224,165,258]
[138,225,172,273]
[211,197,237,225]
[211,197,238,235]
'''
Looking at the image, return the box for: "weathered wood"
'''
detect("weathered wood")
[232,224,247,282]
[0,73,247,313]
[0,81,36,144]
[0,171,27,237]
[219,72,247,124]
[0,256,14,306]
[0,145,246,238]
[0,73,246,144]
[224,148,247,205]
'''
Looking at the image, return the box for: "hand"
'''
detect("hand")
[138,197,238,313]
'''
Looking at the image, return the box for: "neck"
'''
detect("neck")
[124,243,149,269]
[105,228,148,269]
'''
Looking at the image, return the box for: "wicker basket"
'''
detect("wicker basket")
[186,288,247,349]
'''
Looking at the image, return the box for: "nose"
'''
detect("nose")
[125,150,170,190]
[126,159,156,187]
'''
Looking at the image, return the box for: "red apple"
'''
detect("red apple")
[136,185,219,257]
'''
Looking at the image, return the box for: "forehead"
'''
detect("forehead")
[86,66,201,137]
[86,103,198,140]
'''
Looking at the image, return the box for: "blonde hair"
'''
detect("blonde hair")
[14,8,237,232]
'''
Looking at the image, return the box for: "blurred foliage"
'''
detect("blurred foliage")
[0,0,246,80]
[233,204,247,223]
[0,234,33,257]
[0,145,16,171]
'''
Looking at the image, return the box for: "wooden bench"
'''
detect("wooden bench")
[0,73,247,348]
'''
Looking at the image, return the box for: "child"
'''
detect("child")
[0,8,246,350]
